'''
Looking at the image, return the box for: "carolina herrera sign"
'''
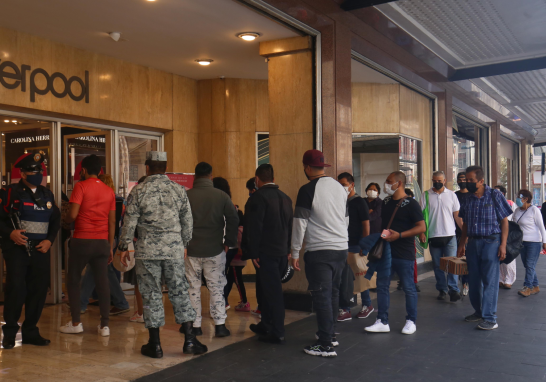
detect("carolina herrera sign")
[0,60,89,103]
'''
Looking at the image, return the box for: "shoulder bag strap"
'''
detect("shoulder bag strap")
[516,207,530,224]
[386,196,407,230]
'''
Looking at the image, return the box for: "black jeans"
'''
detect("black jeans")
[2,243,50,339]
[259,255,288,338]
[253,260,262,311]
[304,249,348,346]
[339,262,355,309]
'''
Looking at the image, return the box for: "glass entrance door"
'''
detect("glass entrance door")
[117,134,158,198]
[63,130,111,198]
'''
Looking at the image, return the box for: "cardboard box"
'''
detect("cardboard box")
[440,256,468,275]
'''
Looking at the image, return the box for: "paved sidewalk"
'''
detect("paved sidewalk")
[137,259,546,382]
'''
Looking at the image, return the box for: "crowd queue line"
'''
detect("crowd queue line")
[1,149,544,359]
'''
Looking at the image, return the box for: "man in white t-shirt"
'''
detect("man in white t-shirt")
[419,171,463,302]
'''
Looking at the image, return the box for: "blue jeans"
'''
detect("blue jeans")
[361,290,371,307]
[466,234,500,323]
[520,241,542,288]
[80,263,130,311]
[376,258,417,324]
[429,236,459,293]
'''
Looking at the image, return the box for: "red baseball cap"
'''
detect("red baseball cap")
[302,149,331,167]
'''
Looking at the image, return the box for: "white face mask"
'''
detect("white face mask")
[384,182,398,196]
[367,190,378,199]
[343,186,350,195]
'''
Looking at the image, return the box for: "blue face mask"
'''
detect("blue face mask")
[516,198,524,208]
[25,173,43,187]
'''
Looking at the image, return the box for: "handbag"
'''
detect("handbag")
[419,191,430,249]
[113,241,136,272]
[368,197,407,262]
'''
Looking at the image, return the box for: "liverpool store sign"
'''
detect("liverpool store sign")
[0,60,89,103]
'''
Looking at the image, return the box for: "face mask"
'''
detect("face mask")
[303,167,310,181]
[458,182,467,190]
[26,173,43,187]
[466,182,478,194]
[80,171,86,181]
[516,198,524,208]
[384,182,398,196]
[367,190,378,199]
[433,182,444,191]
[343,186,350,195]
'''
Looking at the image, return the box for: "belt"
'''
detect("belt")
[469,234,500,240]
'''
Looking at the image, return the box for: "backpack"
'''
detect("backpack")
[491,190,523,264]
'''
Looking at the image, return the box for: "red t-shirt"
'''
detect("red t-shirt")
[70,178,116,240]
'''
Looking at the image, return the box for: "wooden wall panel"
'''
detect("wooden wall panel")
[351,83,399,133]
[268,52,314,135]
[255,80,269,132]
[211,79,225,133]
[173,75,198,133]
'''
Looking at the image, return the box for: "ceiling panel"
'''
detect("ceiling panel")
[0,0,299,80]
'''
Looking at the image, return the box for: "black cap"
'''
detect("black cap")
[15,152,45,172]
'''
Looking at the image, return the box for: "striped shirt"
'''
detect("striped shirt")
[458,185,513,237]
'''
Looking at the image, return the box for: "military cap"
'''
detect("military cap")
[145,151,167,165]
[15,151,45,172]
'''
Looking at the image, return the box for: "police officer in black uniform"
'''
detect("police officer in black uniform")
[0,152,60,349]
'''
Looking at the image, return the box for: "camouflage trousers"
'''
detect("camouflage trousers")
[135,258,196,329]
[185,252,227,327]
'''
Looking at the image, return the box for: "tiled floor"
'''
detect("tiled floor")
[137,259,546,382]
[0,283,309,381]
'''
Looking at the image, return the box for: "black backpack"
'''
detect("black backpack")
[492,190,523,264]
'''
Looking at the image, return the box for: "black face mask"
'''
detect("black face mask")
[433,182,444,191]
[466,182,478,194]
[458,182,467,190]
[303,168,310,181]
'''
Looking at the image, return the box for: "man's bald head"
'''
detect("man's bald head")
[390,171,406,186]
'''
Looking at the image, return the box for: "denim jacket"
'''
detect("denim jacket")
[359,233,392,280]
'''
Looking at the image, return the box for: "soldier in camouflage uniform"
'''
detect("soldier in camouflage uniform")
[119,151,207,358]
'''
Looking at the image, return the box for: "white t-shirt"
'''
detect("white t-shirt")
[419,187,460,238]
[512,206,546,244]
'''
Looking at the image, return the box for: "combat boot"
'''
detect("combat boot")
[141,328,163,358]
[182,322,208,355]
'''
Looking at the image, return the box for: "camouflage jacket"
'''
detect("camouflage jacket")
[118,174,193,260]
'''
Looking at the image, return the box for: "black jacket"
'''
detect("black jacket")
[242,184,293,259]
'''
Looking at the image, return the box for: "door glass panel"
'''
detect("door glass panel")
[62,126,110,198]
[119,135,158,197]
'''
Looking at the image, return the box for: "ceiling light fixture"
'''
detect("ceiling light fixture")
[195,59,213,66]
[109,32,121,42]
[3,120,9,123]
[11,120,16,123]
[237,32,261,41]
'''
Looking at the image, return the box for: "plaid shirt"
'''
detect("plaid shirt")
[458,185,512,237]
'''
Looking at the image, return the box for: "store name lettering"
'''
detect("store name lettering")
[10,135,50,144]
[75,136,105,143]
[0,60,89,103]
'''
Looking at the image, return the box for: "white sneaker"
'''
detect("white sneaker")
[364,319,390,333]
[97,325,110,337]
[401,320,416,335]
[129,312,144,323]
[59,321,83,334]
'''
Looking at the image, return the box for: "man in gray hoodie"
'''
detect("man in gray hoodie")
[186,162,239,337]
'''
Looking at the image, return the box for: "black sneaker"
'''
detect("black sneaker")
[437,291,447,300]
[477,321,498,330]
[303,343,337,357]
[215,324,231,337]
[449,290,461,302]
[258,333,286,344]
[464,314,483,322]
[315,332,339,347]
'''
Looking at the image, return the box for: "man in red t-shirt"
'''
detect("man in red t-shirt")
[60,154,116,337]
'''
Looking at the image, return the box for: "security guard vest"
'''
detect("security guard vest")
[6,183,55,240]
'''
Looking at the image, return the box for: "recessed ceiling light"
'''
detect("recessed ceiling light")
[11,120,16,123]
[195,59,213,66]
[147,0,156,2]
[237,32,261,41]
[3,120,8,123]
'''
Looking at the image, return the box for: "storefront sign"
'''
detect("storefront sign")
[10,135,50,144]
[0,59,89,103]
[166,173,194,190]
